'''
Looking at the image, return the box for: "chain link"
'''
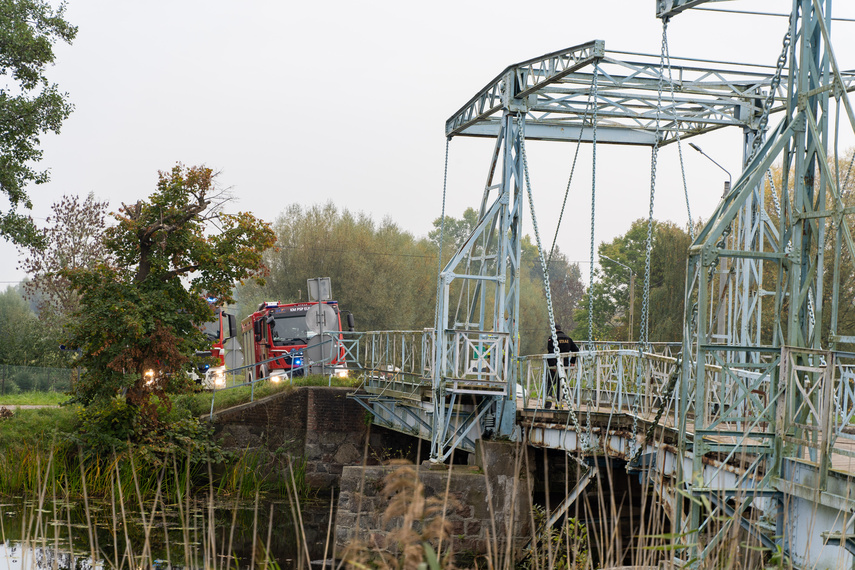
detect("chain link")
[748,15,792,164]
[518,113,586,443]
[765,169,783,219]
[434,137,451,328]
[584,63,600,449]
[587,64,599,348]
[629,359,681,466]
[841,149,855,200]
[662,20,695,240]
[629,20,668,461]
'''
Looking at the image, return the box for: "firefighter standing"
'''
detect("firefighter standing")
[546,325,579,408]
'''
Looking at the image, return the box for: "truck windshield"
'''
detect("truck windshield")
[201,319,220,342]
[270,314,316,346]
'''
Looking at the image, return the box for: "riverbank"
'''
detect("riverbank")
[0,377,358,500]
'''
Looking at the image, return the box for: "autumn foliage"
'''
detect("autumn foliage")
[64,165,276,415]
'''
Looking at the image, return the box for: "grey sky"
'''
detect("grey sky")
[3,0,855,286]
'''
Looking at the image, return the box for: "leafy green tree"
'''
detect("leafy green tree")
[574,219,691,342]
[64,165,276,414]
[524,241,584,334]
[0,0,77,246]
[240,202,438,331]
[429,207,479,253]
[0,285,63,366]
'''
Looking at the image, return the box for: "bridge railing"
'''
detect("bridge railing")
[517,345,680,417]
[695,348,780,431]
[339,330,434,381]
[778,346,855,481]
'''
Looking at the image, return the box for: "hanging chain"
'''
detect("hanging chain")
[842,151,855,199]
[629,20,668,462]
[629,359,682,466]
[434,137,451,328]
[587,63,599,347]
[639,23,666,352]
[748,14,792,164]
[765,170,783,219]
[584,63,600,449]
[662,20,695,240]
[549,89,596,268]
[518,113,585,442]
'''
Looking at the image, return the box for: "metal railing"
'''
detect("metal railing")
[516,345,680,418]
[778,347,855,483]
[207,335,348,418]
[340,329,435,381]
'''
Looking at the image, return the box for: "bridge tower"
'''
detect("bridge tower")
[661,0,855,560]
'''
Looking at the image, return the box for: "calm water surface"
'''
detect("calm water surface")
[0,496,334,569]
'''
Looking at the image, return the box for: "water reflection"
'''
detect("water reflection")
[0,497,333,569]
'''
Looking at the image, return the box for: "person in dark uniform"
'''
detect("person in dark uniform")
[546,325,579,408]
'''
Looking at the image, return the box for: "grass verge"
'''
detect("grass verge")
[0,391,69,406]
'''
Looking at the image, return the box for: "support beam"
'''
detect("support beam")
[656,0,730,18]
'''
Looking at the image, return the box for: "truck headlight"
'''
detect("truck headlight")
[206,368,226,387]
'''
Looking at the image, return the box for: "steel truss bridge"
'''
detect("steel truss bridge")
[342,1,855,567]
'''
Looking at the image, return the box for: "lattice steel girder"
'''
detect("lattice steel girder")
[675,0,855,563]
[444,41,831,145]
[445,40,605,137]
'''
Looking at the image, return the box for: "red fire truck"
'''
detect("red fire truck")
[240,300,354,380]
[198,306,241,388]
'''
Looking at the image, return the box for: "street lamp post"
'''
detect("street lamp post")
[689,142,732,196]
[599,254,635,342]
[689,142,733,342]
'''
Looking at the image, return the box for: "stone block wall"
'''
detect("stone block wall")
[335,441,533,561]
[211,386,369,488]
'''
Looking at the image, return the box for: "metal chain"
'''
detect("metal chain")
[765,170,783,219]
[747,14,792,164]
[587,64,599,348]
[584,62,599,449]
[518,113,585,442]
[842,150,855,199]
[629,359,681,466]
[629,19,667,462]
[548,89,595,268]
[434,137,451,328]
[662,20,695,240]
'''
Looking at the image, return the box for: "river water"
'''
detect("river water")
[0,496,335,569]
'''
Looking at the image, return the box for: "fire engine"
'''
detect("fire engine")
[198,306,241,388]
[240,300,354,381]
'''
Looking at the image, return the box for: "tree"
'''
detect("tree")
[0,0,77,246]
[0,285,63,367]
[524,242,584,334]
[574,219,691,342]
[64,165,276,413]
[17,193,109,330]
[429,207,479,253]
[240,202,438,332]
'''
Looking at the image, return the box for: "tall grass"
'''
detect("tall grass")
[0,391,68,406]
[1,451,322,570]
[0,441,799,570]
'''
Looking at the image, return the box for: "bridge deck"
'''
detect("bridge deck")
[518,401,855,478]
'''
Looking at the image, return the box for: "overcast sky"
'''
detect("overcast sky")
[3,0,855,287]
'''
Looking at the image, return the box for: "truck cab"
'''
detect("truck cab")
[240,300,350,380]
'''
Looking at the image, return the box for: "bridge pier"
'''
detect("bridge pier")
[334,439,533,562]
